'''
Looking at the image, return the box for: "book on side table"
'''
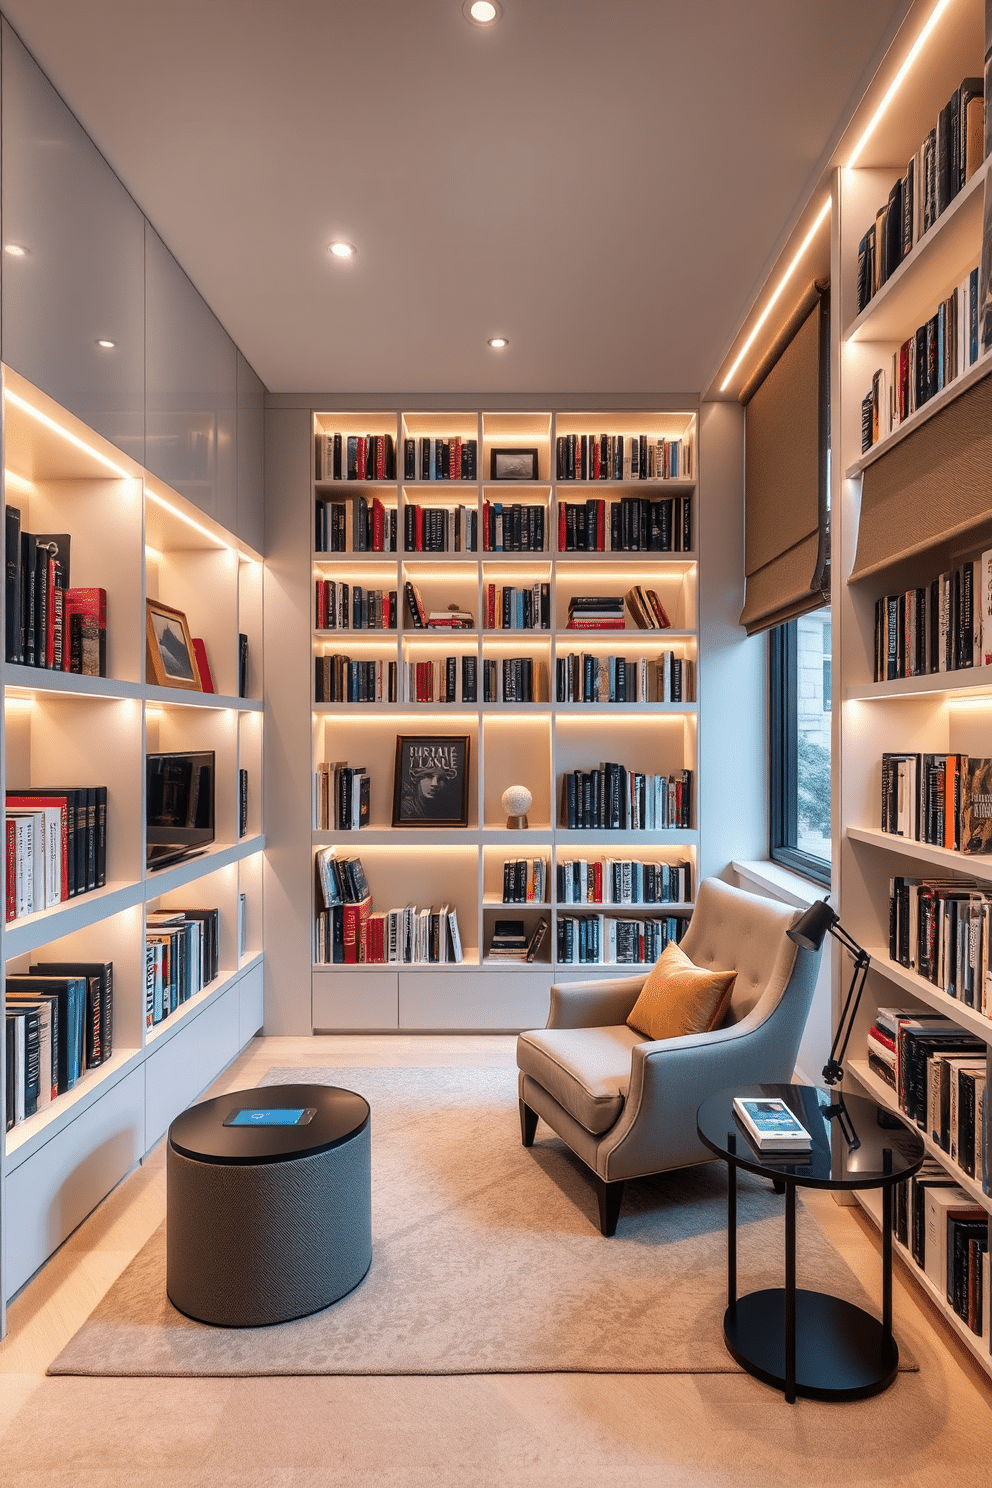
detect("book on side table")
[732,1096,813,1152]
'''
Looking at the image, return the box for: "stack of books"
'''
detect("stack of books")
[486,917,549,963]
[565,595,625,630]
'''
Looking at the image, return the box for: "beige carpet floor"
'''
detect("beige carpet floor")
[48,1066,913,1378]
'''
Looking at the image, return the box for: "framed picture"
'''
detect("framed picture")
[490,447,538,481]
[146,598,202,690]
[392,734,471,827]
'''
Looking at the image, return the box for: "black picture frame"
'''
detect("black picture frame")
[490,447,538,481]
[392,734,471,827]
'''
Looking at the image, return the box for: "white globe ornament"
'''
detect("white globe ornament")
[501,784,532,829]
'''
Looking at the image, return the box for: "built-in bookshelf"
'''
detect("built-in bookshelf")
[0,367,266,1305]
[835,0,992,1378]
[310,409,699,1032]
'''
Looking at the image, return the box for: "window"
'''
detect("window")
[770,610,831,883]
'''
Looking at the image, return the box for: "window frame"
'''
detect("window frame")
[769,618,831,886]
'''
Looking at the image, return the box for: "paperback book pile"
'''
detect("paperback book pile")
[486,917,549,963]
[314,654,397,704]
[403,503,477,553]
[557,857,691,906]
[555,433,691,481]
[407,656,477,703]
[482,656,538,703]
[855,77,984,316]
[501,857,549,903]
[145,909,218,1027]
[732,1096,812,1152]
[892,1158,989,1338]
[5,961,113,1131]
[555,651,692,704]
[315,580,397,631]
[556,912,683,965]
[560,763,692,831]
[481,501,545,552]
[315,762,370,832]
[315,431,396,481]
[861,265,982,450]
[315,496,396,553]
[873,556,990,678]
[486,582,550,630]
[880,753,992,853]
[888,875,992,1009]
[4,512,107,674]
[403,435,477,481]
[566,595,625,630]
[5,785,108,921]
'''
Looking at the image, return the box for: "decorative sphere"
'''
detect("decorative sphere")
[501,784,533,816]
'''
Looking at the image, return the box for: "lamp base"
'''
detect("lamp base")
[822,1058,845,1086]
[505,814,529,830]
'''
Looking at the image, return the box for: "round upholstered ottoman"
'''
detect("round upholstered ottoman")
[166,1082,371,1326]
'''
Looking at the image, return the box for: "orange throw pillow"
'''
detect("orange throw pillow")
[626,941,736,1041]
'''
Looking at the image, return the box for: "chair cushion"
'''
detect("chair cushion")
[626,941,736,1041]
[516,1025,645,1134]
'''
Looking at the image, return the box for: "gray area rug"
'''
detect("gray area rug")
[49,1066,913,1377]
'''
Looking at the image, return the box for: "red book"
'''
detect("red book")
[558,504,566,552]
[63,587,107,676]
[376,435,385,480]
[191,638,215,692]
[415,505,424,551]
[482,502,490,551]
[592,862,603,902]
[46,560,58,667]
[595,499,605,551]
[342,896,372,964]
[487,584,496,629]
[566,618,624,630]
[6,795,69,902]
[356,438,367,481]
[645,590,672,628]
[372,498,385,551]
[592,442,601,480]
[6,817,16,922]
[453,439,462,480]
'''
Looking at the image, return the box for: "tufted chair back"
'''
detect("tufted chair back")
[679,875,799,1026]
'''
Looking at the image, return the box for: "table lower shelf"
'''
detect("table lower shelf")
[724,1288,899,1401]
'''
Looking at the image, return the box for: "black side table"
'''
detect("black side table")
[696,1083,924,1403]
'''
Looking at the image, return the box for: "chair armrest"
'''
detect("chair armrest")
[546,974,647,1029]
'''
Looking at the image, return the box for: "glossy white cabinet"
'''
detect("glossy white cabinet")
[237,350,265,553]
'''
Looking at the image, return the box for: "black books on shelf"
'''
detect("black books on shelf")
[404,502,478,553]
[559,763,692,831]
[314,654,397,704]
[5,960,115,1129]
[315,431,396,482]
[880,753,992,854]
[887,875,992,1009]
[238,633,249,698]
[554,433,691,481]
[239,769,249,838]
[873,555,989,679]
[485,916,549,963]
[145,908,220,1027]
[5,786,107,920]
[501,857,549,903]
[315,579,397,630]
[482,656,539,704]
[315,762,370,831]
[484,582,550,631]
[404,436,477,481]
[556,911,684,965]
[556,857,692,905]
[556,496,692,554]
[481,501,545,552]
[555,651,693,704]
[316,495,397,553]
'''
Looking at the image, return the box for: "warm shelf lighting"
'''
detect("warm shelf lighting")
[4,470,33,494]
[464,0,502,22]
[718,198,830,393]
[328,241,357,259]
[3,388,132,478]
[488,337,509,349]
[96,338,116,350]
[145,490,229,549]
[4,243,28,257]
[846,0,955,167]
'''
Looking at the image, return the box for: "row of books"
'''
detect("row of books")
[403,503,478,553]
[314,898,464,965]
[405,657,475,703]
[4,511,107,674]
[888,875,992,1011]
[861,266,982,451]
[555,652,693,704]
[315,581,397,631]
[556,913,685,965]
[315,432,396,482]
[872,557,990,679]
[403,437,478,481]
[482,657,538,703]
[5,961,114,1130]
[486,583,550,631]
[557,858,692,906]
[894,1157,989,1340]
[315,496,398,553]
[314,655,398,704]
[5,786,108,921]
[556,496,692,553]
[856,77,984,315]
[403,582,474,630]
[554,434,691,482]
[880,754,991,854]
[481,502,545,552]
[315,763,370,832]
[314,850,370,908]
[560,765,692,831]
[501,857,549,903]
[145,908,220,1027]
[485,916,549,962]
[868,1009,986,1165]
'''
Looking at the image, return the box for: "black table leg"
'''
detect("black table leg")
[727,1132,737,1320]
[784,1180,796,1404]
[882,1151,893,1341]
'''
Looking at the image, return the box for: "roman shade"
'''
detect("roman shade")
[850,367,992,582]
[739,285,830,636]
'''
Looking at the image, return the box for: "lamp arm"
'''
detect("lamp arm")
[822,923,871,1086]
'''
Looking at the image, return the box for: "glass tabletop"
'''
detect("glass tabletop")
[696,1084,925,1190]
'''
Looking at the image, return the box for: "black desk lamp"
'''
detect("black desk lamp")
[786,898,870,1087]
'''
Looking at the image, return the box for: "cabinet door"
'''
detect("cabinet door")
[0,20,145,464]
[145,224,237,529]
[237,351,265,554]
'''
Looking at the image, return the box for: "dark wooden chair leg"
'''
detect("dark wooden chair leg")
[594,1176,625,1237]
[771,1177,786,1194]
[519,1100,538,1147]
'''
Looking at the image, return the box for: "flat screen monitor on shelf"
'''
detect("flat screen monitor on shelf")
[146,750,216,869]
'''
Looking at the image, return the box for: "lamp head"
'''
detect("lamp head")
[787,897,838,952]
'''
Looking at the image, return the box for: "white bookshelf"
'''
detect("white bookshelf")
[834,0,992,1378]
[309,408,699,1032]
[0,366,266,1305]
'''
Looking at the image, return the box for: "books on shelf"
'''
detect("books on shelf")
[406,656,477,703]
[560,763,692,831]
[485,582,550,631]
[481,501,545,552]
[566,595,625,630]
[145,908,219,1027]
[557,857,691,906]
[556,911,683,965]
[732,1096,812,1151]
[501,857,549,903]
[315,496,397,553]
[555,495,692,553]
[554,433,691,481]
[239,769,248,838]
[855,77,985,317]
[315,431,396,482]
[555,651,692,704]
[873,556,989,679]
[888,875,992,1009]
[891,1159,990,1336]
[314,654,397,703]
[4,786,107,919]
[404,435,477,481]
[315,763,370,832]
[880,754,992,854]
[315,580,397,630]
[485,916,549,963]
[404,503,477,553]
[3,512,109,675]
[5,960,116,1129]
[625,586,673,629]
[482,656,540,703]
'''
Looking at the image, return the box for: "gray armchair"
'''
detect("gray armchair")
[516,876,821,1234]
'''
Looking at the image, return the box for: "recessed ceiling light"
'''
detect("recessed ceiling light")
[96,338,116,349]
[464,1,502,24]
[328,240,357,259]
[4,243,28,257]
[488,337,509,349]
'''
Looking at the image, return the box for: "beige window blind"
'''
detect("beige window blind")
[739,286,829,636]
[850,367,992,582]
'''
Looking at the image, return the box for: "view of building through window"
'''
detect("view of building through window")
[795,610,831,861]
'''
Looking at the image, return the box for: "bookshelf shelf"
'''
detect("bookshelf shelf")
[3,1046,143,1166]
[861,951,992,1041]
[844,667,992,700]
[3,880,145,957]
[847,825,992,880]
[144,685,263,712]
[843,351,992,479]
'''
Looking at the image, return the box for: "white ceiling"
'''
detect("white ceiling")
[1,1,909,396]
